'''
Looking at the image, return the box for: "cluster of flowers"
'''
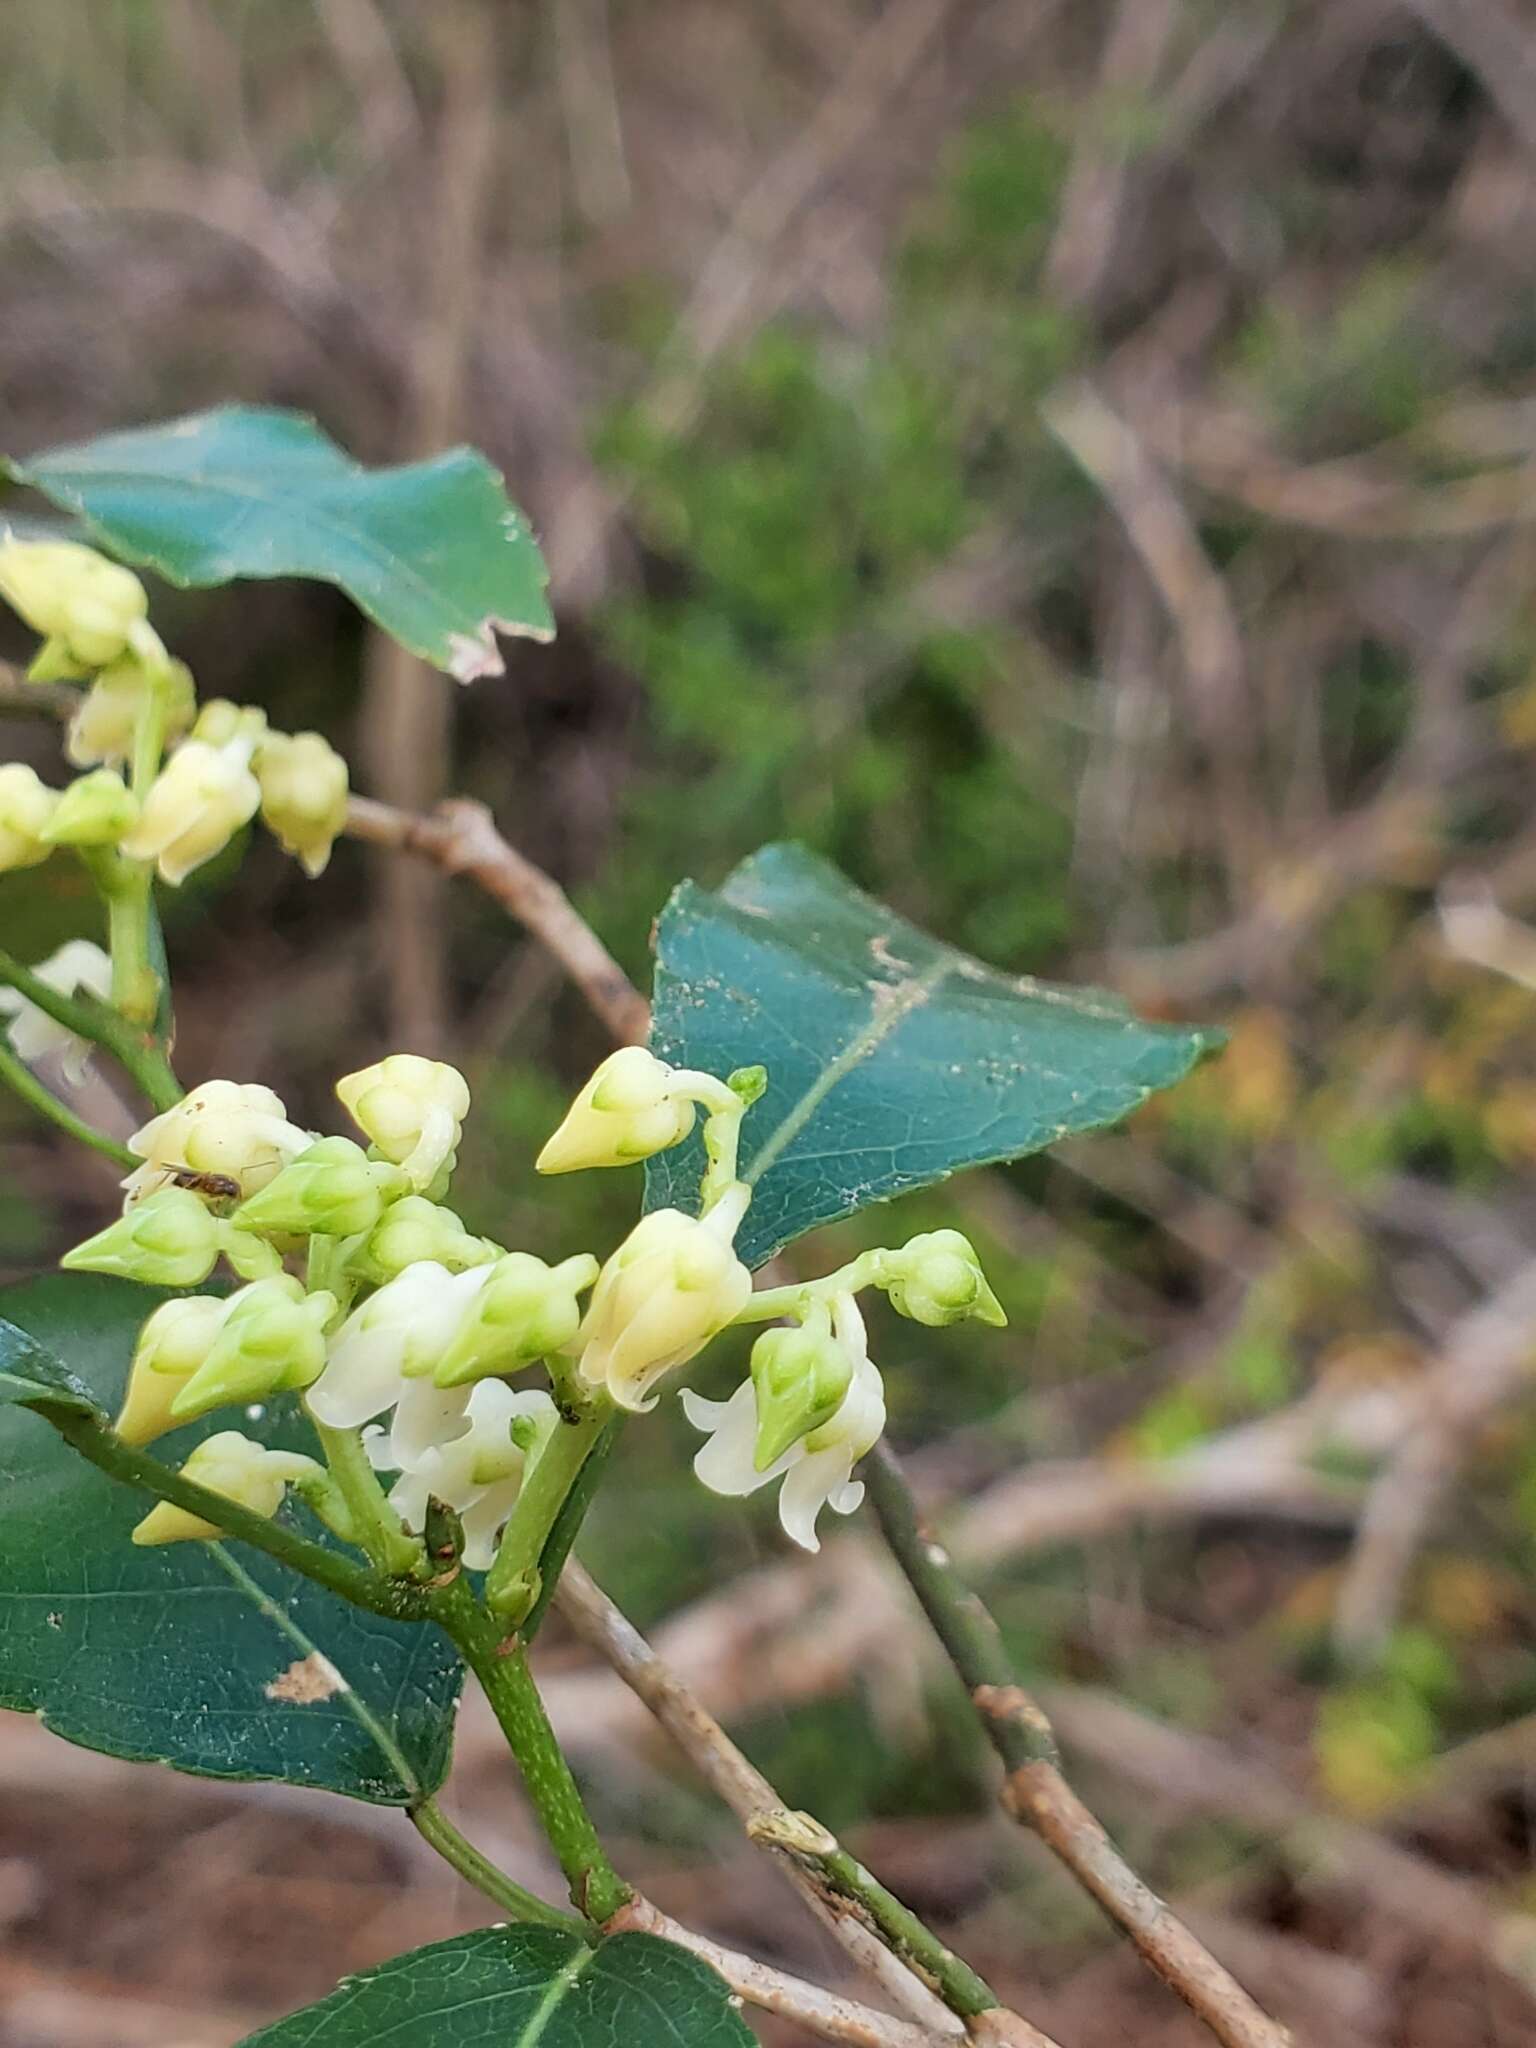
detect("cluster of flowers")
[0,538,348,885]
[65,1042,1005,1567]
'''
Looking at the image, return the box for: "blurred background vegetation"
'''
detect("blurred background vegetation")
[6,2,1536,2042]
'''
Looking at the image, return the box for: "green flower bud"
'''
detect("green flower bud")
[433,1250,600,1388]
[233,1135,409,1239]
[169,1277,335,1421]
[358,1195,502,1281]
[40,768,139,847]
[749,1304,855,1471]
[62,1186,222,1288]
[883,1230,1005,1329]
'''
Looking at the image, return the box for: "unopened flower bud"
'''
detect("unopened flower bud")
[234,1135,408,1240]
[578,1196,752,1411]
[66,654,196,769]
[254,730,348,878]
[63,1185,221,1288]
[170,1277,335,1421]
[120,737,261,885]
[0,939,111,1081]
[883,1230,1005,1329]
[0,538,148,672]
[358,1195,501,1281]
[131,1430,324,1545]
[537,1047,696,1175]
[40,768,138,847]
[191,699,267,749]
[336,1055,470,1192]
[434,1251,600,1388]
[0,763,56,873]
[115,1294,228,1444]
[123,1078,312,1205]
[748,1304,855,1471]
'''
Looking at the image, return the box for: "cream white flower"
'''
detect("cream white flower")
[536,1047,697,1174]
[577,1190,752,1412]
[65,654,196,769]
[0,762,57,873]
[336,1055,470,1192]
[122,1078,312,1205]
[255,729,349,877]
[0,938,111,1082]
[131,1430,324,1545]
[305,1259,492,1465]
[120,736,261,884]
[0,538,149,672]
[374,1379,559,1571]
[684,1295,886,1552]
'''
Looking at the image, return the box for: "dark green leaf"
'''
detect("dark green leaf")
[647,843,1221,1267]
[7,406,554,677]
[0,1273,462,1804]
[239,1928,755,2047]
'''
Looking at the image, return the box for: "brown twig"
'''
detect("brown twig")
[863,1445,1292,2048]
[342,795,650,1046]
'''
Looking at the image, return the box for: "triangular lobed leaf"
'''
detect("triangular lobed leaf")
[647,843,1222,1267]
[6,405,554,678]
[238,1927,756,2045]
[0,1273,462,1804]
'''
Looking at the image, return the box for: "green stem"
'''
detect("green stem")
[306,1412,427,1580]
[522,1413,624,1643]
[747,1809,998,2018]
[485,1402,609,1621]
[411,1798,591,1937]
[47,1407,430,1624]
[0,1041,136,1167]
[863,1442,1057,1773]
[436,1573,632,1922]
[0,947,180,1111]
[106,670,171,1025]
[731,1250,888,1327]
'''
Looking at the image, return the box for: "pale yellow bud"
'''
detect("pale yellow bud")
[0,538,148,671]
[0,763,57,872]
[115,1294,227,1444]
[130,1431,323,1544]
[537,1047,696,1175]
[336,1055,470,1192]
[66,655,196,770]
[192,699,268,749]
[254,730,349,877]
[119,738,260,885]
[578,1197,752,1411]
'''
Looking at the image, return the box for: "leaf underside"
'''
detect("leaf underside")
[647,842,1221,1268]
[6,405,554,678]
[0,1274,462,1804]
[237,1927,757,2046]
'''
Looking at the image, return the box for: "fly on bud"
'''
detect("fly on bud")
[748,1301,855,1470]
[0,538,150,674]
[0,939,112,1082]
[357,1195,502,1281]
[577,1195,752,1411]
[0,763,57,873]
[39,768,138,848]
[123,1079,313,1205]
[131,1431,325,1546]
[63,1185,223,1288]
[255,729,349,878]
[120,735,261,885]
[433,1250,600,1388]
[169,1276,336,1422]
[882,1229,1006,1329]
[233,1135,409,1240]
[536,1046,697,1175]
[336,1054,470,1193]
[115,1294,230,1445]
